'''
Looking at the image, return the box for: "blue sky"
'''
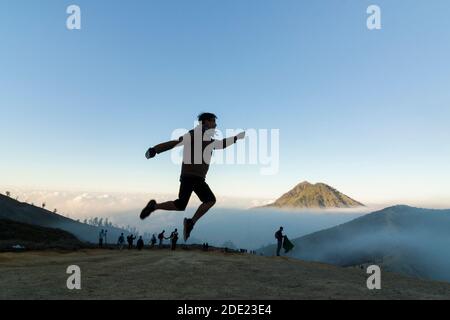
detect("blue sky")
[1,0,450,206]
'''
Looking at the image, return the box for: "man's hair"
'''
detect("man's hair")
[198,112,218,124]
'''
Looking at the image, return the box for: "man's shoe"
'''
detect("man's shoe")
[183,218,194,242]
[140,200,156,220]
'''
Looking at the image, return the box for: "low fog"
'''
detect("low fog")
[288,230,450,283]
[265,206,450,283]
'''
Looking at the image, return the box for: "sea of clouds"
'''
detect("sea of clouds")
[3,187,371,249]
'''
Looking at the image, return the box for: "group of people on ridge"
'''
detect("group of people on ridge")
[116,233,142,250]
[102,228,291,256]
[114,229,179,251]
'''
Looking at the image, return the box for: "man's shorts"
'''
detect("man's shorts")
[174,175,216,210]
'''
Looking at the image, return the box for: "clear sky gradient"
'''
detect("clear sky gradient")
[1,0,449,206]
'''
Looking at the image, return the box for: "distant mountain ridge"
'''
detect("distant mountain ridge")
[0,218,85,250]
[264,181,364,209]
[0,194,129,243]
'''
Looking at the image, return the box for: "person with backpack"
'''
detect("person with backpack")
[158,230,166,248]
[275,227,284,256]
[170,228,179,250]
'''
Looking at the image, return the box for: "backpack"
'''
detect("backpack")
[275,231,282,240]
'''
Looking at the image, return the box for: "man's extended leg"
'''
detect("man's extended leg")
[155,201,178,211]
[140,178,194,219]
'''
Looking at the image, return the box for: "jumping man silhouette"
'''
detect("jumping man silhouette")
[140,113,245,241]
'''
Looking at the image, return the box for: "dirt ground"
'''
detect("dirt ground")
[1,248,450,300]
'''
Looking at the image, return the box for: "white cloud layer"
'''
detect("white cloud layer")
[0,187,271,219]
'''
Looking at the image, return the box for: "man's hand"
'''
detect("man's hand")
[145,147,157,159]
[236,131,246,140]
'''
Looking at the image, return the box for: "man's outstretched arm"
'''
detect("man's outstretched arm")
[214,131,245,150]
[145,136,184,159]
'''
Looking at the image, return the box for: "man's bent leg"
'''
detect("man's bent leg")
[183,179,217,241]
[192,180,216,224]
[183,201,215,241]
[192,201,216,224]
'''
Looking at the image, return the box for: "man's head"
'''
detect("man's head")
[280,227,284,231]
[198,112,217,129]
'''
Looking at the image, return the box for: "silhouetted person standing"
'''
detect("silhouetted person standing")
[158,230,166,248]
[117,233,125,250]
[137,236,144,251]
[170,229,179,250]
[140,113,245,242]
[275,227,284,256]
[127,234,136,249]
[150,234,157,248]
[99,229,105,248]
